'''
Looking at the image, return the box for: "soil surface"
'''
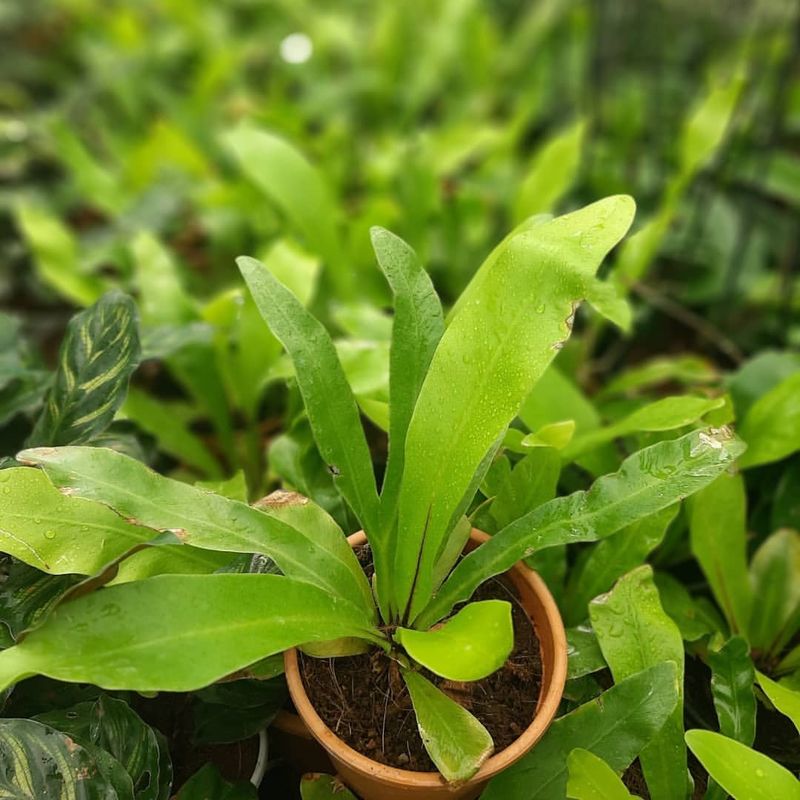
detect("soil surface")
[300,545,542,772]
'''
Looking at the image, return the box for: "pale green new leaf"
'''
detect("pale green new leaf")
[396,601,512,681]
[688,472,752,634]
[0,574,382,692]
[756,671,800,734]
[237,256,381,537]
[401,669,493,782]
[397,196,636,622]
[482,663,679,799]
[28,292,140,447]
[590,566,686,800]
[566,749,637,800]
[685,730,800,800]
[18,447,374,617]
[417,428,744,628]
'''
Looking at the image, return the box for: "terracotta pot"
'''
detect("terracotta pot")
[284,529,568,800]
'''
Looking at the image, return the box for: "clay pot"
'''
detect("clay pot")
[284,529,568,800]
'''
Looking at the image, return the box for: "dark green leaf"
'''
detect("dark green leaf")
[176,763,257,799]
[708,636,756,746]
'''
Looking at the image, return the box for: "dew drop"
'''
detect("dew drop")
[44,530,56,540]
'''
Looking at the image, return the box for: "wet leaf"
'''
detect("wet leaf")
[566,625,607,680]
[590,566,687,800]
[482,662,679,799]
[397,600,513,681]
[708,636,756,746]
[401,669,493,782]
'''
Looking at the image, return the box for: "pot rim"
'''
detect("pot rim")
[283,528,568,790]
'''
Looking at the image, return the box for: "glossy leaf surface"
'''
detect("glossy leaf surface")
[566,749,637,800]
[756,671,800,734]
[708,636,756,746]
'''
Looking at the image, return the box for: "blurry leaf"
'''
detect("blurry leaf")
[0,573,381,692]
[0,718,123,799]
[685,730,800,800]
[482,663,679,799]
[139,323,214,361]
[223,127,349,294]
[399,196,636,621]
[196,472,248,502]
[748,530,800,653]
[566,625,607,680]
[566,748,637,799]
[300,773,357,799]
[708,636,756,746]
[727,351,800,419]
[419,428,745,628]
[653,572,721,642]
[514,119,585,221]
[176,763,257,799]
[772,460,800,531]
[37,695,167,800]
[688,472,752,633]
[756,671,800,734]
[122,389,221,477]
[600,355,718,399]
[131,231,195,326]
[739,372,800,468]
[564,506,676,626]
[331,302,393,341]
[15,204,104,306]
[521,420,576,450]
[238,256,381,538]
[401,669,493,782]
[28,292,141,447]
[590,566,687,800]
[397,600,512,681]
[563,395,724,461]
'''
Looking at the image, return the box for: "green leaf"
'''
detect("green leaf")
[237,256,381,537]
[15,203,105,306]
[111,546,231,584]
[0,467,163,575]
[521,420,576,450]
[563,395,724,461]
[653,572,722,642]
[566,749,637,800]
[28,292,140,447]
[482,662,679,799]
[18,447,374,617]
[748,530,800,654]
[514,119,585,221]
[396,600,513,681]
[397,196,636,622]
[685,730,800,800]
[223,126,349,294]
[0,563,81,641]
[176,763,257,799]
[0,573,381,692]
[756,671,800,734]
[708,636,756,746]
[37,695,167,800]
[589,566,687,800]
[688,472,752,634]
[122,389,221,477]
[0,718,122,799]
[599,356,718,399]
[300,773,357,799]
[564,506,676,625]
[739,372,800,468]
[370,227,444,604]
[566,626,607,680]
[417,427,744,628]
[401,669,493,782]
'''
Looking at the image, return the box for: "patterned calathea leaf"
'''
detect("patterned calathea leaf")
[0,561,82,642]
[28,291,141,447]
[35,696,169,800]
[0,718,123,799]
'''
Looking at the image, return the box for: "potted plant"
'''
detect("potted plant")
[0,196,743,798]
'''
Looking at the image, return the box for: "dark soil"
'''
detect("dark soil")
[300,545,542,772]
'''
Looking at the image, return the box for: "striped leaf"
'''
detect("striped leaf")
[0,717,123,799]
[28,292,141,447]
